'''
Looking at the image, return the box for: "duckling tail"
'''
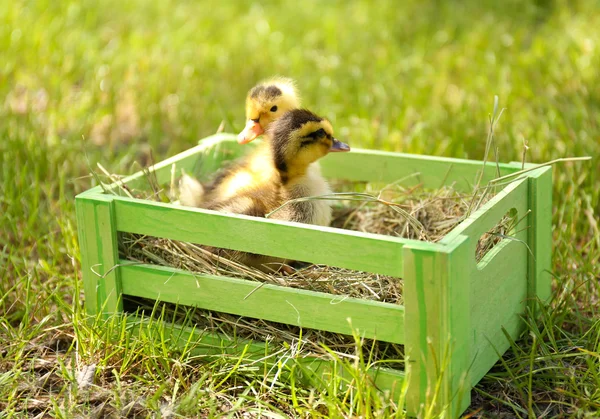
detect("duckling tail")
[178,173,205,207]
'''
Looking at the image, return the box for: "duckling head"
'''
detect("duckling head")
[269,109,350,182]
[237,77,300,145]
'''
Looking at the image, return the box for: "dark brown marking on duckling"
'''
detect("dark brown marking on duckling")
[270,109,323,167]
[250,84,282,100]
[276,109,323,132]
[274,157,289,184]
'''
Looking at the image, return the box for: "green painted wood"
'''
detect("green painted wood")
[75,194,122,316]
[321,149,519,192]
[112,197,417,277]
[403,236,472,418]
[120,263,406,344]
[76,197,99,315]
[467,238,528,384]
[75,135,550,418]
[439,175,531,386]
[126,316,406,399]
[527,166,553,305]
[96,134,239,194]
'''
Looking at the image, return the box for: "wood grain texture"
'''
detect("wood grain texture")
[322,148,520,191]
[441,175,531,386]
[75,194,122,316]
[467,239,528,384]
[527,166,553,305]
[113,197,416,276]
[120,263,406,344]
[126,316,406,399]
[403,236,472,417]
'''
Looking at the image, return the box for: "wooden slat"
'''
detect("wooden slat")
[96,134,241,194]
[403,236,472,417]
[527,166,553,304]
[113,197,415,276]
[126,316,406,398]
[467,238,528,384]
[321,148,520,191]
[120,263,405,344]
[75,194,122,316]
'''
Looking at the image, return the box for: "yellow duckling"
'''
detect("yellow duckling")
[180,77,303,208]
[201,109,350,271]
[237,76,300,144]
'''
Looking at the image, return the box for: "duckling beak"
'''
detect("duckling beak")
[329,138,350,152]
[237,119,264,144]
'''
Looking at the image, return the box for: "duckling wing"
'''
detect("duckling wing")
[273,165,333,226]
[203,146,275,204]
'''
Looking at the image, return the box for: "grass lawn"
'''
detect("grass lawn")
[1,0,599,417]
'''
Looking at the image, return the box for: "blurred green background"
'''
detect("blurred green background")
[1,0,599,416]
[3,0,599,160]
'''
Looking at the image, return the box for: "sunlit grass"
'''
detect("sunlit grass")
[1,0,599,416]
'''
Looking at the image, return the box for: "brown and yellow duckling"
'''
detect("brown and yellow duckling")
[199,109,350,271]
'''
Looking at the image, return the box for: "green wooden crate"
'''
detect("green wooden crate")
[75,133,552,418]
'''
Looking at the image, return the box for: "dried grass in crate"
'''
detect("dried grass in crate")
[111,168,516,363]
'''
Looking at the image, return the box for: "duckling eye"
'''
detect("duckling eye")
[270,105,278,112]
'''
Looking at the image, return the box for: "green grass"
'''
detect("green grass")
[1,0,599,416]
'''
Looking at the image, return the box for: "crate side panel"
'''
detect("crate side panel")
[105,145,203,194]
[114,198,407,276]
[321,149,520,191]
[120,263,406,344]
[441,177,531,385]
[469,239,528,384]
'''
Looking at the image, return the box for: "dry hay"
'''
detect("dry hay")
[120,233,404,304]
[118,179,516,305]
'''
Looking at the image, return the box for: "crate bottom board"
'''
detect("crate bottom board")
[125,315,406,400]
[118,262,406,345]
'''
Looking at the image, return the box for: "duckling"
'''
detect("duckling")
[179,77,300,208]
[237,77,300,144]
[201,109,350,271]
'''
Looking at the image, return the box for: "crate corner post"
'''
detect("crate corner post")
[75,192,123,318]
[527,166,553,307]
[403,236,472,418]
